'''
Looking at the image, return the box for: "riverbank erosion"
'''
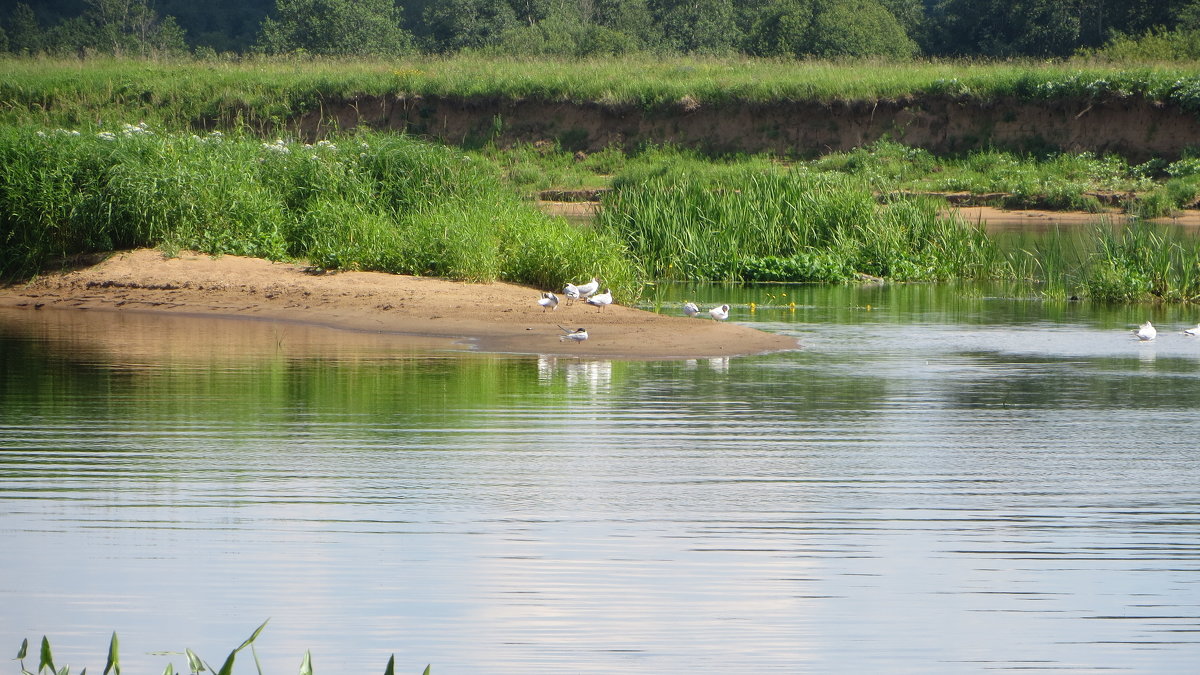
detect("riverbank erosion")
[301,94,1200,162]
[0,250,799,359]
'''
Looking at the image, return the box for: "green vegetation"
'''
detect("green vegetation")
[12,623,431,675]
[596,163,1003,282]
[3,0,1198,60]
[8,56,1200,133]
[0,124,637,295]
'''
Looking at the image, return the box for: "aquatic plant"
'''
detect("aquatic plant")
[11,623,430,675]
[595,162,1008,283]
[1083,223,1200,302]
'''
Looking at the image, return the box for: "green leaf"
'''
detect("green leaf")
[215,651,236,675]
[422,666,430,675]
[184,649,204,674]
[16,638,28,660]
[382,655,393,675]
[39,637,55,674]
[104,632,119,675]
[235,620,270,653]
[161,664,174,675]
[299,650,312,675]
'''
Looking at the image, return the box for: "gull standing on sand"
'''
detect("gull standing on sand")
[586,289,613,311]
[683,302,699,317]
[563,282,580,304]
[1185,324,1200,336]
[575,277,600,300]
[709,304,730,321]
[1135,321,1157,341]
[538,292,559,312]
[559,326,588,342]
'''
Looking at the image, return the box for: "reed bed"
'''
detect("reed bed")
[0,124,638,296]
[1084,223,1200,302]
[595,163,1007,283]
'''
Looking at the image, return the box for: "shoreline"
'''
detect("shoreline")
[0,249,800,360]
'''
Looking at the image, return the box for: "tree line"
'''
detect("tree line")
[2,0,1200,60]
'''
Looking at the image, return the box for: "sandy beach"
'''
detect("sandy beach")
[0,249,800,359]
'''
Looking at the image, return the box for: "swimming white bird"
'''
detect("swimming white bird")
[538,292,559,312]
[1185,323,1200,336]
[586,289,613,311]
[683,302,700,317]
[1135,321,1157,341]
[575,277,600,300]
[708,304,730,321]
[563,283,580,303]
[558,325,588,343]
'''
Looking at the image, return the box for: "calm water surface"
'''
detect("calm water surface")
[2,281,1199,674]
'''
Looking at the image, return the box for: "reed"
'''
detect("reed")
[1083,223,1200,302]
[0,124,638,298]
[595,162,1008,282]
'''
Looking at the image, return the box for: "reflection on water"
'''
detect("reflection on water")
[3,283,1200,674]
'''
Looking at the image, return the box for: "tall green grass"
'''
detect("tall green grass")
[0,124,638,296]
[595,162,1007,283]
[1083,223,1200,302]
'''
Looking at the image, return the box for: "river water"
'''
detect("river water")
[2,280,1199,674]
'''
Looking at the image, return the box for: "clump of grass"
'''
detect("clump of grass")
[0,125,639,299]
[1083,223,1200,302]
[595,161,1008,283]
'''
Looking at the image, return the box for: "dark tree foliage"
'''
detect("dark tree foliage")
[0,0,1196,57]
[256,0,413,56]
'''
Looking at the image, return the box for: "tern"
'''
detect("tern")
[575,277,600,300]
[683,302,700,317]
[1135,321,1157,341]
[1185,324,1200,336]
[558,325,588,342]
[586,289,613,311]
[538,292,559,312]
[708,304,730,321]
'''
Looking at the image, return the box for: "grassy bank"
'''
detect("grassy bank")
[0,124,638,295]
[5,55,1200,131]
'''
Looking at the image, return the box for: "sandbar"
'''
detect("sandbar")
[0,249,799,359]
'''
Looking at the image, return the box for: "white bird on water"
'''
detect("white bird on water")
[683,302,700,317]
[1135,321,1157,341]
[575,277,600,300]
[1184,323,1200,336]
[559,325,588,343]
[708,304,730,321]
[586,289,613,311]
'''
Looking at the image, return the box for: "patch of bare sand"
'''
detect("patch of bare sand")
[0,249,798,360]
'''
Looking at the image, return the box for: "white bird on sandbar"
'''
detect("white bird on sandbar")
[1135,321,1157,341]
[1184,323,1200,337]
[708,304,730,321]
[558,325,588,343]
[683,301,700,317]
[563,282,580,303]
[586,289,613,311]
[575,277,600,300]
[538,291,559,312]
